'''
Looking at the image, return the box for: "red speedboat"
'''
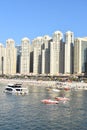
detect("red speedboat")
[55,97,70,101]
[41,99,59,104]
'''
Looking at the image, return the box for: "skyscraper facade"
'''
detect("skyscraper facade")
[16,45,21,73]
[64,31,74,74]
[50,31,64,75]
[32,37,43,74]
[5,39,17,75]
[42,35,51,74]
[0,43,5,75]
[74,37,87,74]
[20,37,30,74]
[1,30,87,76]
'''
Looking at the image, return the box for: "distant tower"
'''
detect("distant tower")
[32,37,43,74]
[42,35,52,74]
[0,43,5,75]
[74,37,87,74]
[50,31,64,75]
[5,39,17,75]
[20,37,30,74]
[16,45,21,73]
[64,31,74,74]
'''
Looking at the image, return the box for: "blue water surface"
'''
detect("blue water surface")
[0,83,87,130]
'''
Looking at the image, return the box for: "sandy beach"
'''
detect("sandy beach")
[0,78,57,87]
[1,78,87,90]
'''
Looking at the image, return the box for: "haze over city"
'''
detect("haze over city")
[0,0,87,45]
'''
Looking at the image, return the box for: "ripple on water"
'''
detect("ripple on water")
[0,84,87,130]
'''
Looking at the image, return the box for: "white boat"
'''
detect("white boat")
[4,83,29,95]
[52,89,60,92]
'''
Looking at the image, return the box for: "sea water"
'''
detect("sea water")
[0,83,87,130]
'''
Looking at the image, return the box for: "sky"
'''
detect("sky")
[0,0,87,45]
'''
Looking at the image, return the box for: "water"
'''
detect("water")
[0,83,87,130]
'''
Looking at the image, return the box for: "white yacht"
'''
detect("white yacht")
[4,83,29,95]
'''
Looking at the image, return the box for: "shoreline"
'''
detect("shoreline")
[0,78,57,87]
[0,78,87,88]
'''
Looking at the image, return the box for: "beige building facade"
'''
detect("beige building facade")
[5,39,17,75]
[50,31,64,75]
[64,31,74,74]
[74,37,87,74]
[32,37,43,74]
[20,37,30,74]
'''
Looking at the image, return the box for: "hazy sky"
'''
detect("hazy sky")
[0,0,87,45]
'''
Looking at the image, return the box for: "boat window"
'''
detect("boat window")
[15,85,21,88]
[8,84,22,88]
[8,85,14,87]
[5,88,12,91]
[16,89,22,91]
[14,84,22,88]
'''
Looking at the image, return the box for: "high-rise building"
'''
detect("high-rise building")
[42,35,52,74]
[50,31,64,75]
[74,37,87,74]
[5,39,17,75]
[16,45,21,73]
[20,37,30,74]
[64,31,74,74]
[32,37,43,74]
[0,43,5,75]
[2,30,87,76]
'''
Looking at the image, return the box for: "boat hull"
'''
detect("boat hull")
[55,97,70,101]
[41,99,59,104]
